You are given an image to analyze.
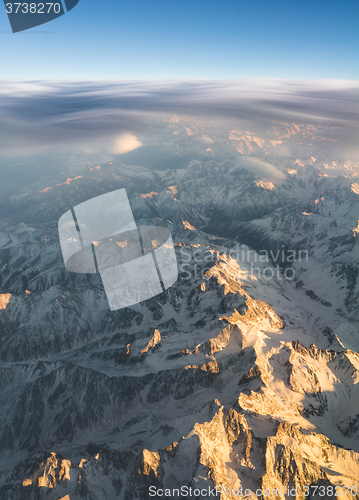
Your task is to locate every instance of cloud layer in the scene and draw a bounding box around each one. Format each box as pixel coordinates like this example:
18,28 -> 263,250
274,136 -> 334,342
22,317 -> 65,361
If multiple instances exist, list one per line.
0,79 -> 358,156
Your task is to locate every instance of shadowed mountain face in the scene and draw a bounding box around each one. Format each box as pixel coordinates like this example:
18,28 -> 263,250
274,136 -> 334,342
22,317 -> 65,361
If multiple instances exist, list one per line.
0,116 -> 359,499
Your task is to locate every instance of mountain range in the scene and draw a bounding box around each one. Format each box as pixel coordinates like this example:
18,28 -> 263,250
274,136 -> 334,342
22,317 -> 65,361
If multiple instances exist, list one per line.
0,117 -> 358,499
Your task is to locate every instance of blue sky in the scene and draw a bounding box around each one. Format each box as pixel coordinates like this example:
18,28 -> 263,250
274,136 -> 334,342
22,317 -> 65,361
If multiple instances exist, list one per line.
1,0 -> 358,79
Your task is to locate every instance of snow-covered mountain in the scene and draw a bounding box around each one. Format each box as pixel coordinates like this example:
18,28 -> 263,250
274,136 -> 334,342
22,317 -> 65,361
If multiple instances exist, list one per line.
0,118 -> 359,499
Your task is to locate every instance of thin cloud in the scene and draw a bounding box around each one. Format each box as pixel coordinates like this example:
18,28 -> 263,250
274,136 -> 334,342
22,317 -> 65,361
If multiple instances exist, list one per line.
238,156 -> 287,181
